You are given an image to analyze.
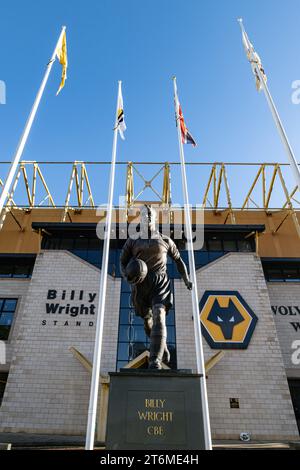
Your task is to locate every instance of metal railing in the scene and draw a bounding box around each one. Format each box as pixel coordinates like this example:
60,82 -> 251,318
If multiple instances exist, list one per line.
0,160 -> 299,236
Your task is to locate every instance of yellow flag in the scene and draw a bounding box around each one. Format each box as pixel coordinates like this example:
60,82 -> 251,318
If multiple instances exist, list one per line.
56,31 -> 67,95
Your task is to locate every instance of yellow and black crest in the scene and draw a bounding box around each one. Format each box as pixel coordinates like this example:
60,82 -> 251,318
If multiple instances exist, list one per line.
200,291 -> 258,349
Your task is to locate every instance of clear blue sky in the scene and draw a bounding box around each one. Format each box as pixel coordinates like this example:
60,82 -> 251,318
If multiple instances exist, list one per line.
1,0 -> 300,208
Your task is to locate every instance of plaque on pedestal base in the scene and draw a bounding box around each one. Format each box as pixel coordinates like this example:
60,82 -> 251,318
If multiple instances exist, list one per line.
106,370 -> 205,450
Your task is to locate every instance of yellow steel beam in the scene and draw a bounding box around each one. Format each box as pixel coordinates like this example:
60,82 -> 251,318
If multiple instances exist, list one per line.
222,164 -> 236,224
272,211 -> 291,235
202,165 -> 216,207
32,163 -> 37,207
74,164 -> 81,207
126,162 -> 134,207
241,165 -> 264,210
162,163 -> 171,205
265,165 -> 279,211
283,186 -> 298,209
214,165 -> 224,209
277,167 -> 300,238
62,163 -> 76,222
262,165 -> 266,208
21,164 -> 33,207
82,165 -> 95,207
0,167 -> 22,230
36,165 -> 55,207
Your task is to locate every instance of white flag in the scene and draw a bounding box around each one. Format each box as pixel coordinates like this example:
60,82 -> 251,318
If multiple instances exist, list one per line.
117,85 -> 126,140
239,19 -> 267,92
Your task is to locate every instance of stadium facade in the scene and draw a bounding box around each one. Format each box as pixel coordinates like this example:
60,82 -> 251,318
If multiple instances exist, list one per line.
0,160 -> 299,441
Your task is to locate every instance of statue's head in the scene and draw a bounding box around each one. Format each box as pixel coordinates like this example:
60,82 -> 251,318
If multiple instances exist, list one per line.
140,205 -> 157,232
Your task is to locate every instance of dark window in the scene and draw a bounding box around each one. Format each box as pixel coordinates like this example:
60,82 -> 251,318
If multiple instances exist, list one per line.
60,238 -> 74,250
237,240 -> 253,252
266,268 -> 283,281
223,240 -> 237,252
208,239 -> 222,251
0,298 -> 18,340
0,257 -> 35,279
41,229 -> 256,273
194,251 -> 209,268
288,379 -> 300,434
284,269 -> 300,282
208,252 -> 224,263
0,372 -> 8,406
263,260 -> 300,283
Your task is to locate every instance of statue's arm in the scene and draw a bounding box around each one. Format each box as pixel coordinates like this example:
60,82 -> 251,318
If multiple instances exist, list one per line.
168,239 -> 193,290
120,238 -> 133,280
174,257 -> 193,290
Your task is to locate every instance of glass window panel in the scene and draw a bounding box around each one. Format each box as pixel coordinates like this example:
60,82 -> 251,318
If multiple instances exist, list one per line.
73,250 -> 88,261
208,239 -> 222,251
167,264 -> 174,278
74,238 -> 89,249
120,293 -> 131,308
3,299 -> 17,312
201,241 -> 208,251
60,238 -> 74,250
194,251 -> 209,267
88,239 -> 101,250
180,252 -> 188,264
50,238 -> 61,250
237,240 -> 253,252
0,264 -> 13,277
283,269 -> 298,279
109,251 -> 116,264
117,343 -> 129,361
117,361 -> 128,371
0,326 -> 10,341
118,325 -> 136,342
0,312 -> 13,326
87,250 -> 102,265
119,308 -> 131,325
0,299 -> 3,310
113,264 -> 121,278
170,266 -> 180,279
266,269 -> 283,280
223,240 -> 237,252
108,264 -> 117,277
121,281 -> 132,294
13,266 -> 29,278
168,344 -> 177,369
167,327 -> 176,343
131,314 -> 144,326
208,252 -> 224,262
132,326 -> 147,342
131,342 -> 148,359
166,310 -> 175,326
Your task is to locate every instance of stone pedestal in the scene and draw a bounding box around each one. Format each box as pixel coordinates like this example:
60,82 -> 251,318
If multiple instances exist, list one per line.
106,370 -> 205,450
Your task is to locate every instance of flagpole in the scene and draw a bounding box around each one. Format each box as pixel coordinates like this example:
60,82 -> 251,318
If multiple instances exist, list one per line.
85,81 -> 121,451
238,18 -> 300,191
172,77 -> 212,450
0,26 -> 66,217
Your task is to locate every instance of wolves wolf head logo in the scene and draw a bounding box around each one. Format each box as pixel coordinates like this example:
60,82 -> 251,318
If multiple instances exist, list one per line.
207,299 -> 245,340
